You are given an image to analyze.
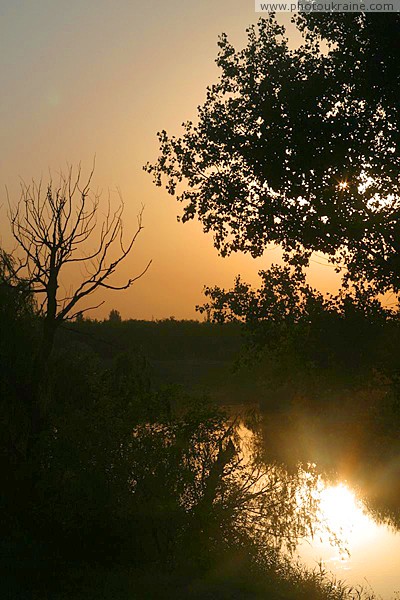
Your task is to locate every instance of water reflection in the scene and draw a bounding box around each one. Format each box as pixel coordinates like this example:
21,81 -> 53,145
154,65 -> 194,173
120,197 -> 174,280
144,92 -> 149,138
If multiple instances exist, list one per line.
318,483 -> 375,547
237,421 -> 400,599
298,481 -> 400,600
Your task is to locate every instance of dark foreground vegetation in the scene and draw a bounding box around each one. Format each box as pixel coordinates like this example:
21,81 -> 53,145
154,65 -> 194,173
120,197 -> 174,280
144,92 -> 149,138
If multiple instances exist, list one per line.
2,255 -> 399,599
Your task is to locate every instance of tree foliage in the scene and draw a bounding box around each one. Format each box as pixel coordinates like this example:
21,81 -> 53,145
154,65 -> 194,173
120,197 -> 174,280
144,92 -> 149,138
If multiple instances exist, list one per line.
0,251 -> 39,462
108,308 -> 122,323
197,264 -> 400,413
146,14 -> 399,291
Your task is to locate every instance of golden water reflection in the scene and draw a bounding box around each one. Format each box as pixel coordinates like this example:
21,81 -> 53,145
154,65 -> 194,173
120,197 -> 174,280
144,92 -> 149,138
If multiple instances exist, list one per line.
318,484 -> 375,547
236,421 -> 400,598
298,481 -> 400,599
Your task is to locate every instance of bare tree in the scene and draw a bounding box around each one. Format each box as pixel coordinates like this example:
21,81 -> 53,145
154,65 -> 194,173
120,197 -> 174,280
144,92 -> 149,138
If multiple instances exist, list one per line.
6,164 -> 151,438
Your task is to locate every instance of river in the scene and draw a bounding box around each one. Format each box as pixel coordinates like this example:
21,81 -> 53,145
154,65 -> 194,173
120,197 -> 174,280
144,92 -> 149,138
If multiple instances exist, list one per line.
237,420 -> 400,599
298,481 -> 400,599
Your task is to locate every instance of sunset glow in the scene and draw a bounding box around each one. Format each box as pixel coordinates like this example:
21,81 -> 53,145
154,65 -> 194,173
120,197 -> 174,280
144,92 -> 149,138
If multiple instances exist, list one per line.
0,4 -> 338,321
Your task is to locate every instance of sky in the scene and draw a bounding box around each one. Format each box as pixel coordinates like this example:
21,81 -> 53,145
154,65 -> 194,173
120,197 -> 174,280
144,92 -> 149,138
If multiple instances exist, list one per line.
0,0 -> 340,320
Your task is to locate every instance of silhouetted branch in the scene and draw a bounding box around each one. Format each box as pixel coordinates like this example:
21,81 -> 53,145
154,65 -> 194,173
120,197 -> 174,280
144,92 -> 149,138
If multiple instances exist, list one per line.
7,166 -> 149,326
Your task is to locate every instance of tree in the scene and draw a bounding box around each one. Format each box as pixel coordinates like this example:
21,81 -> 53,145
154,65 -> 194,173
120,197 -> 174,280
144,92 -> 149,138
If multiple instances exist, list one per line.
197,263 -> 394,388
5,165 -> 150,439
0,251 -> 38,461
108,308 -> 122,323
146,14 -> 399,292
0,249 -> 36,322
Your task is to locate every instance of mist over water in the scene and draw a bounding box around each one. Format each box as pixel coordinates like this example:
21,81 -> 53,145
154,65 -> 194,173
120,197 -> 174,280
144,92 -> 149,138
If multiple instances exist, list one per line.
299,482 -> 400,599
237,419 -> 400,600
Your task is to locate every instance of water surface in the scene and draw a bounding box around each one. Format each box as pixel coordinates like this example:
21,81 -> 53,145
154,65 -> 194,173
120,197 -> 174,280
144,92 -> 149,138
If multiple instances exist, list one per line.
298,481 -> 400,599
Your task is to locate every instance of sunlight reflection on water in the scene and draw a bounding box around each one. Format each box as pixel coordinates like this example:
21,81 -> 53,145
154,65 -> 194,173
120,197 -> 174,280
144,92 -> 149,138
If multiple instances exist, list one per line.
236,421 -> 400,599
298,481 -> 400,600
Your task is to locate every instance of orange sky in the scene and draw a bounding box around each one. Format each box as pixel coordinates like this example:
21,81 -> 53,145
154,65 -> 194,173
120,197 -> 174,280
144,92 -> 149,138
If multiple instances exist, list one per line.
0,1 -> 340,320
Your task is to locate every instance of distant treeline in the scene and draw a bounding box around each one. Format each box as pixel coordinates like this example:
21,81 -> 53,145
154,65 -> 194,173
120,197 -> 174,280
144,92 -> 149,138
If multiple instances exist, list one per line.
57,317 -> 243,362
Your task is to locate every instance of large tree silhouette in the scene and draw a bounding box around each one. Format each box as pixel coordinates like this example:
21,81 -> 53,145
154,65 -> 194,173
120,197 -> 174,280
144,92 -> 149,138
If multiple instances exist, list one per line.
5,165 -> 150,440
8,166 -> 150,353
146,14 -> 399,292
